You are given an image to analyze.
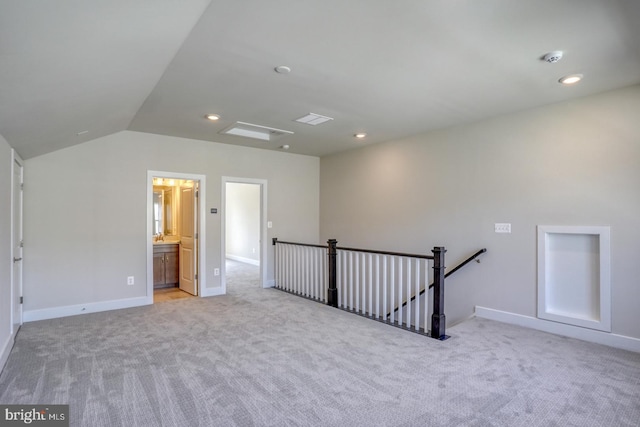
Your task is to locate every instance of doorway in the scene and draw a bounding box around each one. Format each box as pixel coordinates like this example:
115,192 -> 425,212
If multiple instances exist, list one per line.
221,177 -> 267,294
147,171 -> 206,303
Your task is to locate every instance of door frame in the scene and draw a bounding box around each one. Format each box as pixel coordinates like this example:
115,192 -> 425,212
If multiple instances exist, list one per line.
221,177 -> 268,294
146,171 -> 207,302
10,149 -> 24,333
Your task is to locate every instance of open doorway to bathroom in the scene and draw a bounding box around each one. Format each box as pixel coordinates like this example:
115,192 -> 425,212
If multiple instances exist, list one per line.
222,177 -> 267,294
147,171 -> 206,303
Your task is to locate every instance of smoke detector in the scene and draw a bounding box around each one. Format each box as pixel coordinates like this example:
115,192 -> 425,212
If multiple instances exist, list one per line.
543,51 -> 563,63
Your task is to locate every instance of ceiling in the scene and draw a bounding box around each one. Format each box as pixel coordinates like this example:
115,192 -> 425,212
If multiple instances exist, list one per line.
1,0 -> 639,160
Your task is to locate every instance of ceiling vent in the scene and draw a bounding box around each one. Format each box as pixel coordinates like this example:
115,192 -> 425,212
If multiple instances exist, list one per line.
220,121 -> 294,142
295,113 -> 334,126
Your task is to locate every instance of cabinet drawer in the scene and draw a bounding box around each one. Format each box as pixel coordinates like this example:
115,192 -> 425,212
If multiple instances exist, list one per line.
153,244 -> 179,254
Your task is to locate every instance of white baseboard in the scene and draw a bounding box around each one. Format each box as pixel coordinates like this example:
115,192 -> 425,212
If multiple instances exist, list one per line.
24,296 -> 151,323
475,306 -> 640,353
201,287 -> 225,297
226,254 -> 260,266
0,332 -> 15,374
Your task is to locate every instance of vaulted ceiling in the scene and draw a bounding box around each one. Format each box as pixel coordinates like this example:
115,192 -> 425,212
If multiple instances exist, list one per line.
2,0 -> 639,159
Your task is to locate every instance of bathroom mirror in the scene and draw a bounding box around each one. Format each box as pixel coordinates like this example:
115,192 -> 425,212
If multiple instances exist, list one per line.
152,186 -> 175,235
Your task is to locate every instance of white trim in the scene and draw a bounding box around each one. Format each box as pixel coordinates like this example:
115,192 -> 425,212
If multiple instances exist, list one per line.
221,177 -> 268,294
147,171 -> 207,300
226,254 -> 260,266
200,287 -> 225,297
265,279 -> 275,288
0,334 -> 14,374
24,297 -> 150,322
537,225 -> 611,332
10,150 -> 23,335
475,306 -> 640,353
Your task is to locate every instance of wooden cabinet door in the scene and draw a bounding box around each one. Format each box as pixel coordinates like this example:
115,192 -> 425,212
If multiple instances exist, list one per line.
153,252 -> 166,287
165,251 -> 179,285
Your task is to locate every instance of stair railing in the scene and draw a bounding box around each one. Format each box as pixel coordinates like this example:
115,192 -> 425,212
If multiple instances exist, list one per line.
389,248 -> 487,317
273,238 -> 457,340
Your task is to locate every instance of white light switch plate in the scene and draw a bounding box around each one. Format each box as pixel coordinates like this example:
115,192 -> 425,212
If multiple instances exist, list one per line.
495,223 -> 511,233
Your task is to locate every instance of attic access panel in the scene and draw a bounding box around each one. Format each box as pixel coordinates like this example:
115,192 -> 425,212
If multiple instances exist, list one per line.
220,121 -> 293,142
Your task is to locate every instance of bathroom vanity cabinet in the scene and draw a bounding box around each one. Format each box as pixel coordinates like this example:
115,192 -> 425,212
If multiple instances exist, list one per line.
153,243 -> 179,288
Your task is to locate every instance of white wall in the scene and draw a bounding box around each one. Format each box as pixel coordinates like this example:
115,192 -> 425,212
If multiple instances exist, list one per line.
23,131 -> 319,313
320,85 -> 640,339
225,183 -> 260,263
0,134 -> 14,370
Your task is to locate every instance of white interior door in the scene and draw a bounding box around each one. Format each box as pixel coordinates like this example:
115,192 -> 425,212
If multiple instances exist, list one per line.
11,152 -> 23,332
179,183 -> 198,295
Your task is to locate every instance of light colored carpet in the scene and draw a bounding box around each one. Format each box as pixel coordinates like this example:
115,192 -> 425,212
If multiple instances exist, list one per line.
1,262 -> 639,426
225,258 -> 261,293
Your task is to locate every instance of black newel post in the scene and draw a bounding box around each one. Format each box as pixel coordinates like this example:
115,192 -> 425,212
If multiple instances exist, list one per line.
327,239 -> 338,307
430,246 -> 448,340
272,238 -> 278,287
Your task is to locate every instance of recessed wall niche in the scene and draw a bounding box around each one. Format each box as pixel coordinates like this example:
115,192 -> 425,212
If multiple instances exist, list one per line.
537,225 -> 611,332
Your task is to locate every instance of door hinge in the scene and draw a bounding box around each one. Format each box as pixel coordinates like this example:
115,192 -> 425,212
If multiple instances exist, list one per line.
195,190 -> 199,198
20,240 -> 24,248
195,232 -> 198,239
195,274 -> 198,280
20,296 -> 23,304
20,183 -> 24,191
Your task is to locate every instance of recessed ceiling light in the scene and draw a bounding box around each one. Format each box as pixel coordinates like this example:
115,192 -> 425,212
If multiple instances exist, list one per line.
559,74 -> 583,85
354,133 -> 367,139
280,144 -> 290,150
205,114 -> 220,121
275,65 -> 291,74
76,130 -> 89,136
